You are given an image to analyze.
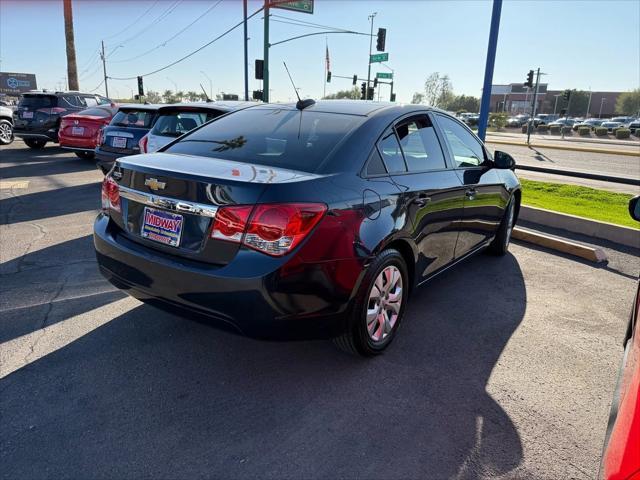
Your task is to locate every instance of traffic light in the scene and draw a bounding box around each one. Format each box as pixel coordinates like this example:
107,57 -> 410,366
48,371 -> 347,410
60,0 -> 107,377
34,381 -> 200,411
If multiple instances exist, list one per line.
352,74 -> 357,86
563,89 -> 571,101
390,93 -> 396,102
376,28 -> 386,52
327,71 -> 332,83
255,59 -> 264,80
367,87 -> 374,100
360,82 -> 366,100
137,76 -> 144,96
252,90 -> 263,101
373,78 -> 378,87
524,70 -> 534,88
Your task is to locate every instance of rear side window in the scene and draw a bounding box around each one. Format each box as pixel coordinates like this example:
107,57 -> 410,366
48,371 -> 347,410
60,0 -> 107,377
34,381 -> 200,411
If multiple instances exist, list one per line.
151,111 -> 212,138
78,107 -> 112,117
395,116 -> 446,171
84,96 -> 98,107
377,132 -> 405,174
61,95 -> 84,108
18,95 -> 56,109
111,110 -> 155,128
365,149 -> 387,176
165,107 -> 364,173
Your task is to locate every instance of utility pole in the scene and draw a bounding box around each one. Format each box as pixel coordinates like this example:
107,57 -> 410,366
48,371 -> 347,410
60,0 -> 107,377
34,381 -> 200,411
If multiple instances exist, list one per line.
366,12 -> 377,101
63,0 -> 79,91
243,0 -> 249,101
599,98 -> 606,118
586,87 -> 592,118
263,0 -> 270,103
526,67 -> 541,145
101,40 -> 109,98
553,94 -> 561,115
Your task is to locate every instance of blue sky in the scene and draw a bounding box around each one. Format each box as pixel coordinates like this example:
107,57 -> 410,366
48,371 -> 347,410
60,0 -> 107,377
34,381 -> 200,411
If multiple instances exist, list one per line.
1,0 -> 638,102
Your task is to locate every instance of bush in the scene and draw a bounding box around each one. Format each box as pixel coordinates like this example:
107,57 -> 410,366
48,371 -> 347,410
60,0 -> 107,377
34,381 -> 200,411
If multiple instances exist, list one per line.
561,126 -> 572,135
537,124 -> 549,132
549,125 -> 561,134
615,128 -> 631,139
578,126 -> 591,136
635,129 -> 640,137
594,127 -> 608,136
489,112 -> 508,130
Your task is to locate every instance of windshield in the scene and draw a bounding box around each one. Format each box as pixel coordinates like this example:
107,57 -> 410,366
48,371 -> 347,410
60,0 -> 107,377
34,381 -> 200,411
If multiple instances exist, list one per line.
110,109 -> 155,128
151,110 -> 218,138
19,95 -> 56,109
164,107 -> 365,173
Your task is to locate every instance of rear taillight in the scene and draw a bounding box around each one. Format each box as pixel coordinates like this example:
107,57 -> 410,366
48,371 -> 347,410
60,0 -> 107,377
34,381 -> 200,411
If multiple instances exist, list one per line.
96,127 -> 104,146
101,176 -> 121,213
138,135 -> 148,153
211,203 -> 326,256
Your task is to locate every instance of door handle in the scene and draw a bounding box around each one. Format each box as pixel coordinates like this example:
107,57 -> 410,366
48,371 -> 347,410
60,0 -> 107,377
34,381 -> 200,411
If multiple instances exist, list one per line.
413,194 -> 431,207
465,188 -> 477,199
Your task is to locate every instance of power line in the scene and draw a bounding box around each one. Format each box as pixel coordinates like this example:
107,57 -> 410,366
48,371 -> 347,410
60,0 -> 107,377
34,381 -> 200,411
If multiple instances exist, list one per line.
109,6 -> 263,81
102,0 -> 160,41
88,79 -> 105,93
109,0 -> 223,64
270,14 -> 355,33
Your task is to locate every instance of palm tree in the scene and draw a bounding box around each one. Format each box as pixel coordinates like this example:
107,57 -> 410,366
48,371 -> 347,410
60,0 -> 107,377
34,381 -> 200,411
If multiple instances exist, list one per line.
186,91 -> 199,102
175,91 -> 185,102
162,90 -> 174,103
63,0 -> 79,90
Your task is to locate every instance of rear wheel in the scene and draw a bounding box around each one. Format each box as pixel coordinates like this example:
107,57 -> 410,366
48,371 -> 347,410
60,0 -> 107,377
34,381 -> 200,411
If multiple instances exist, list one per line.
489,197 -> 516,256
24,138 -> 46,149
75,151 -> 95,159
0,119 -> 13,145
334,249 -> 409,356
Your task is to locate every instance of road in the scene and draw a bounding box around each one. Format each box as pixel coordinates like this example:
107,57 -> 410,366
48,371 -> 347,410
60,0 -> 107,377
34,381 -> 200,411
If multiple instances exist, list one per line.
1,141 -> 639,479
485,141 -> 640,194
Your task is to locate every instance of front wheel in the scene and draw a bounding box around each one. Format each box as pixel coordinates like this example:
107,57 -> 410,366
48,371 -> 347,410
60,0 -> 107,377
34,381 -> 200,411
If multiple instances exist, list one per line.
0,119 -> 13,145
24,138 -> 46,149
334,249 -> 409,356
489,197 -> 516,256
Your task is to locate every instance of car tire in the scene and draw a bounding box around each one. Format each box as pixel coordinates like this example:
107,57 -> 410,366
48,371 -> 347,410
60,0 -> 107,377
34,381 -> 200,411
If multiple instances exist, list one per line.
75,151 -> 95,160
0,119 -> 13,145
489,197 -> 516,256
333,249 -> 409,356
24,138 -> 46,149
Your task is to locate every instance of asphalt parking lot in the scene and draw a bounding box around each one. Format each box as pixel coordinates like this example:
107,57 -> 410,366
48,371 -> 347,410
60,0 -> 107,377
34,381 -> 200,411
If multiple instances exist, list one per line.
1,141 -> 639,479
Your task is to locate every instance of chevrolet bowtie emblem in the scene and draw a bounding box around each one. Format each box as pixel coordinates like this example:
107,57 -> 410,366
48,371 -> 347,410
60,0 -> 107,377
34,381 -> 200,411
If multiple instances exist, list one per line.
145,178 -> 166,191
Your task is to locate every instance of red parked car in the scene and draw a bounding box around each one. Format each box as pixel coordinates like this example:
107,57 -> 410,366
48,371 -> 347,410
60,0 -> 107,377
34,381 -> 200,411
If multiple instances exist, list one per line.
600,196 -> 640,480
59,105 -> 118,159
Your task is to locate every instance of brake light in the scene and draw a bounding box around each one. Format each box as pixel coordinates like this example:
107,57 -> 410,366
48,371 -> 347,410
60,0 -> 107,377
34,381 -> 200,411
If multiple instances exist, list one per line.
101,176 -> 121,213
210,203 -> 327,256
139,135 -> 148,153
96,127 -> 104,146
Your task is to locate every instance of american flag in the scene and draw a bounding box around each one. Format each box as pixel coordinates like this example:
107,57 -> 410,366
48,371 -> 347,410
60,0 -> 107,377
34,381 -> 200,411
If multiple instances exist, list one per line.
325,45 -> 330,71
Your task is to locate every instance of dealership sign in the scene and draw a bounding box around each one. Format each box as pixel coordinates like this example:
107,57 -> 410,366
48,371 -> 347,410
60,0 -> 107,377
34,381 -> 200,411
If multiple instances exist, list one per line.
0,72 -> 37,95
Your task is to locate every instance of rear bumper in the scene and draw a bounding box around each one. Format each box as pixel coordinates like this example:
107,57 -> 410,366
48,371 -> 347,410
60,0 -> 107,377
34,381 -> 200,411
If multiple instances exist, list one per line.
59,135 -> 97,151
14,127 -> 58,142
95,148 -> 125,173
93,214 -> 355,339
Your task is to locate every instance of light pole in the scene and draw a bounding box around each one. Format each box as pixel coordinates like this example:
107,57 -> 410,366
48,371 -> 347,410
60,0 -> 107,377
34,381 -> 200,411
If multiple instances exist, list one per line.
200,71 -> 213,99
599,98 -> 606,118
366,12 -> 377,101
380,62 -> 395,102
553,94 -> 561,115
166,77 -> 178,94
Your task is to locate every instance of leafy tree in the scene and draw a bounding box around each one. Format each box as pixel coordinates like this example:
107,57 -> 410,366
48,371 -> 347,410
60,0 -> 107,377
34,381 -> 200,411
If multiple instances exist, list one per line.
323,87 -> 361,100
489,112 -> 508,130
553,90 -> 589,116
411,92 -> 424,104
186,91 -> 199,102
615,89 -> 640,115
145,90 -> 162,103
175,91 -> 185,102
442,94 -> 480,113
162,90 -> 175,103
423,72 -> 453,108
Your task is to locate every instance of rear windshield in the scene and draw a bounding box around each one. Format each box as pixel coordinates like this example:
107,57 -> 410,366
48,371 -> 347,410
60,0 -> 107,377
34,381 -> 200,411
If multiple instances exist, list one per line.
110,109 -> 155,128
19,95 -> 57,109
78,107 -> 112,117
164,107 -> 364,173
151,110 -> 219,138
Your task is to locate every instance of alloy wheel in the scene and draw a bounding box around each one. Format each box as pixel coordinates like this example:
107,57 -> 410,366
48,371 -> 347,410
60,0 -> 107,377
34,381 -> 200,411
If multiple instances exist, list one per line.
366,265 -> 403,343
0,123 -> 11,143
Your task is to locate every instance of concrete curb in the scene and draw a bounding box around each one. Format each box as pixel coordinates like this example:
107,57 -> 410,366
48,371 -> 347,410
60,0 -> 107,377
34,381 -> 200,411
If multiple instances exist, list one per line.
486,138 -> 640,157
513,227 -> 607,263
519,206 -> 639,249
515,164 -> 640,186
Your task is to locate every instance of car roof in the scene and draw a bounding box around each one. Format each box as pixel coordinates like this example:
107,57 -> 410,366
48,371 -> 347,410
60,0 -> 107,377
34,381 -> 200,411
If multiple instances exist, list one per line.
159,101 -> 256,112
118,103 -> 163,111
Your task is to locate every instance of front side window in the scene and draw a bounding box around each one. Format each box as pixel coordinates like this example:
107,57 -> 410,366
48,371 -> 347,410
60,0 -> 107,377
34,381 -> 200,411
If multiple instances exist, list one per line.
395,116 -> 446,172
436,115 -> 486,168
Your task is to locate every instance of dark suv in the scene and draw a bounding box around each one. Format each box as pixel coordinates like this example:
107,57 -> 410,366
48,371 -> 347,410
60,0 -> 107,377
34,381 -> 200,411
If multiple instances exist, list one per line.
13,91 -> 111,149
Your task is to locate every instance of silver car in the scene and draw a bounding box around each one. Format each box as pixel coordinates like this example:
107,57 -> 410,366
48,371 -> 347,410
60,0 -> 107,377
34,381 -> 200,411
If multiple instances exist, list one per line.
0,105 -> 14,145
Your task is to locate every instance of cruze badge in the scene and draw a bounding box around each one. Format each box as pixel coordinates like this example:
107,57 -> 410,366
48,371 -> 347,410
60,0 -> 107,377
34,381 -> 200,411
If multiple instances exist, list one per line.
145,178 -> 166,191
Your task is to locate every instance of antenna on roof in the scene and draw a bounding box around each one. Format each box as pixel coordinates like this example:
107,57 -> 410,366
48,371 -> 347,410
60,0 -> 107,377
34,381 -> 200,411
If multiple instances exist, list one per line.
199,83 -> 213,103
283,61 -> 315,110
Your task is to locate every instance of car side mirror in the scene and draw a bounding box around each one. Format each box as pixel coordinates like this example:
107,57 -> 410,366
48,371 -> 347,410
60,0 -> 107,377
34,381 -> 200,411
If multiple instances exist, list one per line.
494,150 -> 516,170
629,195 -> 640,222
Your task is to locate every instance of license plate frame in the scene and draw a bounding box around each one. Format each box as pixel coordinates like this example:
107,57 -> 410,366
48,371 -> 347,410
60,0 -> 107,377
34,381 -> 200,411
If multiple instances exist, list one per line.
112,136 -> 127,148
141,207 -> 183,248
72,126 -> 85,136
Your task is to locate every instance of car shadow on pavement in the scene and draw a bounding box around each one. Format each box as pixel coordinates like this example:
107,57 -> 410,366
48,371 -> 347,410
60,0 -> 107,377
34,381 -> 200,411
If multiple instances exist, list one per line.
0,252 -> 526,479
0,182 -> 101,225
